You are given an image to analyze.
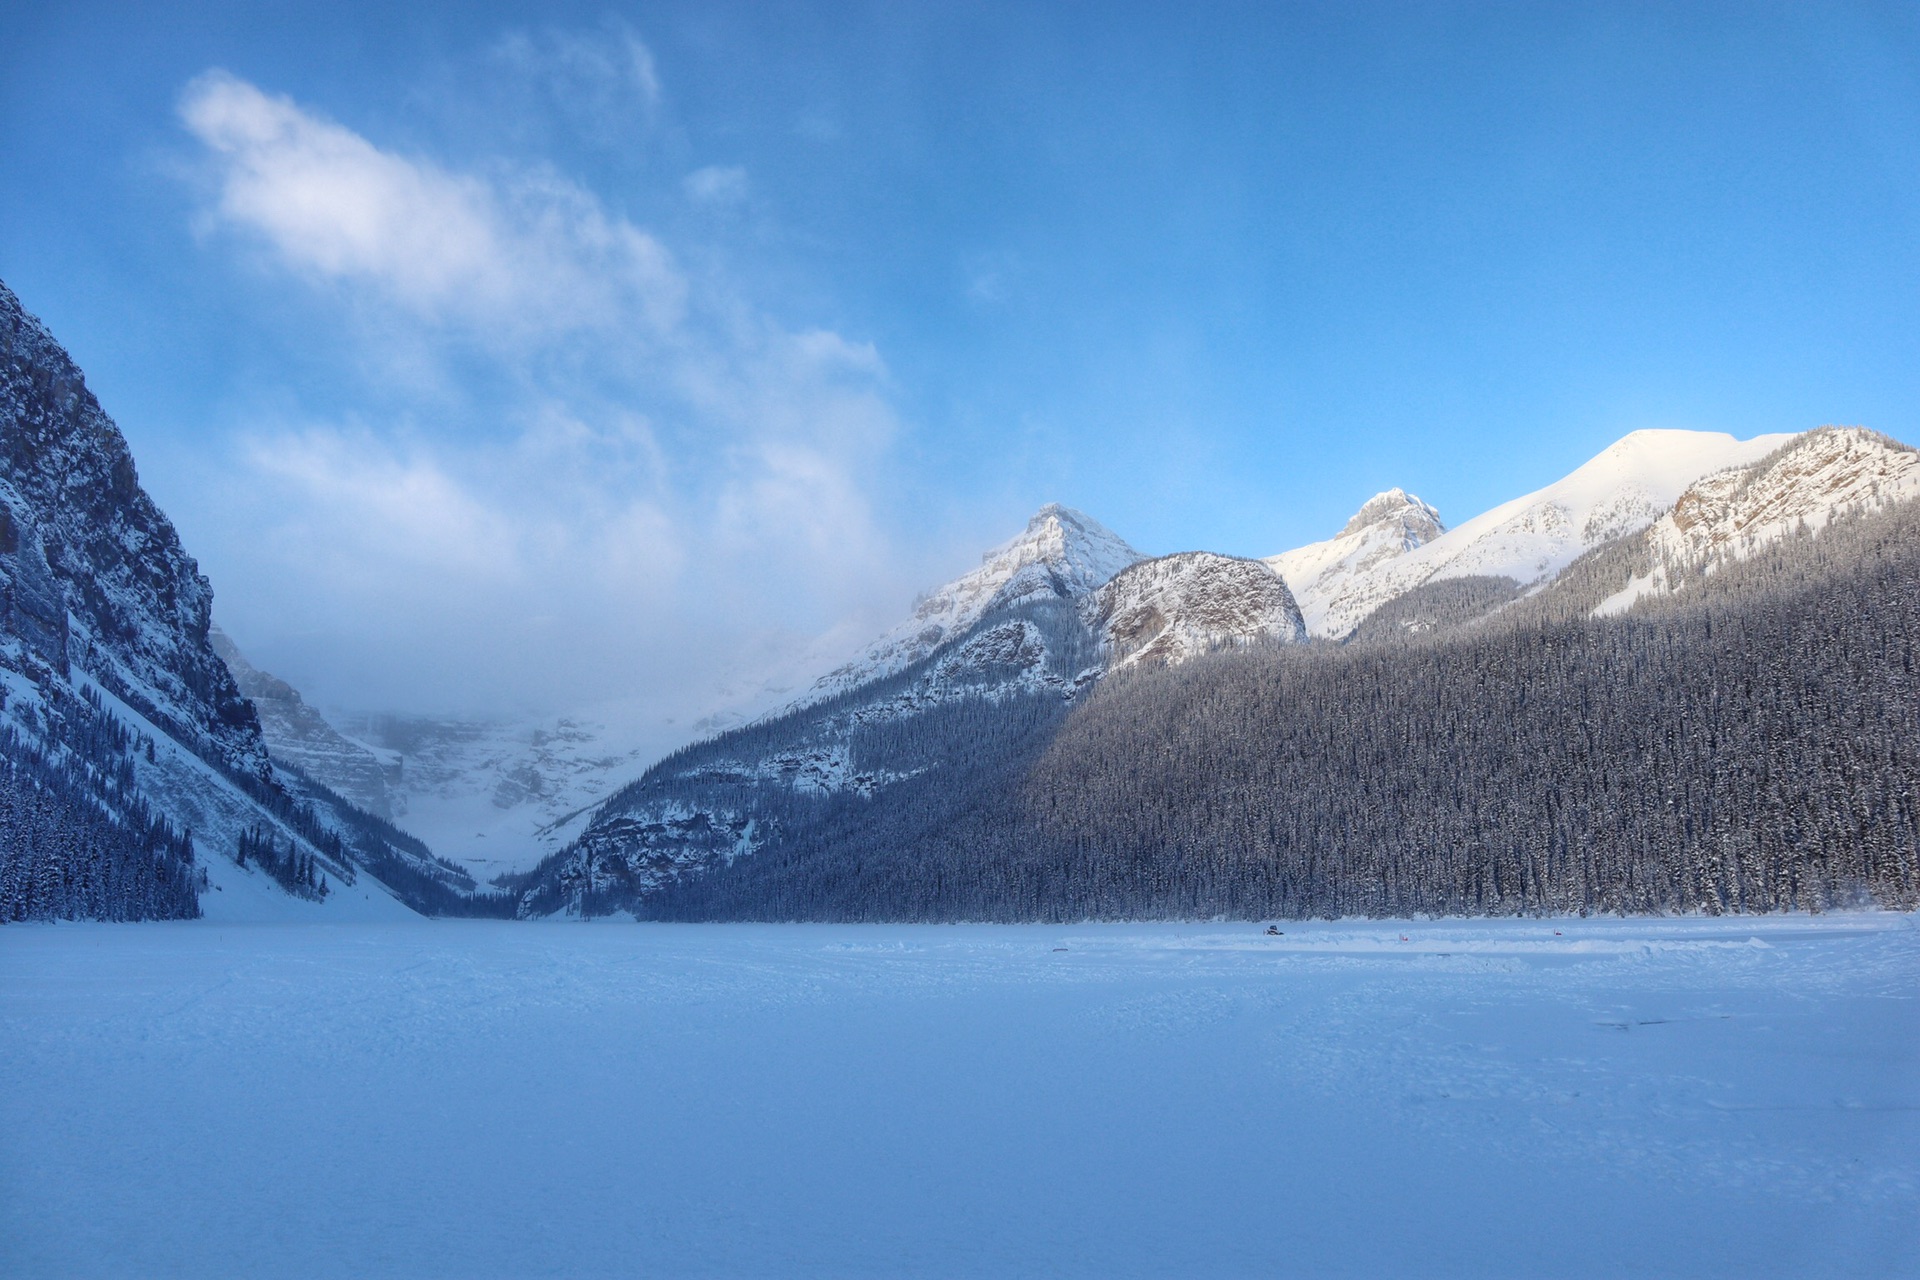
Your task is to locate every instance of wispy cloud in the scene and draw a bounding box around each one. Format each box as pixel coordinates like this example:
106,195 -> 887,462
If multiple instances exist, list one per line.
489,21 -> 662,117
181,70 -> 685,336
683,164 -> 750,207
176,49 -> 906,718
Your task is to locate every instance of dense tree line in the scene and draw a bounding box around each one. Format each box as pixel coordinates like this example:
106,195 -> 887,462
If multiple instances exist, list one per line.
607,498 -> 1920,921
235,825 -> 328,900
0,725 -> 200,921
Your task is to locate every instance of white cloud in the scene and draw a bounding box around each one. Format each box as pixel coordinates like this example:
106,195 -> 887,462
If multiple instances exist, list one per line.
683,165 -> 750,206
181,70 -> 686,337
241,428 -> 520,582
179,67 -> 910,719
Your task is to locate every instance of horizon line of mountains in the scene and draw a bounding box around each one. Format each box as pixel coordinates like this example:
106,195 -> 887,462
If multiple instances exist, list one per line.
3,276 -> 1916,922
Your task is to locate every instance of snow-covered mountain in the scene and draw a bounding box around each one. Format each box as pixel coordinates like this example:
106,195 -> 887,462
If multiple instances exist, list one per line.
1088,552 -> 1305,669
211,625 -> 401,820
1266,489 -> 1445,636
1270,429 -> 1795,638
800,504 -> 1142,706
1595,427 -> 1920,616
312,710 -> 663,879
210,632 -> 636,881
513,503 -> 1142,913
0,278 -> 460,921
516,507 -> 1326,914
213,614 -> 846,882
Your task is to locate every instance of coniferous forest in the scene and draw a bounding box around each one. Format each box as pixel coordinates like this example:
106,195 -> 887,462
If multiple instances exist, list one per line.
0,721 -> 201,922
608,499 -> 1920,922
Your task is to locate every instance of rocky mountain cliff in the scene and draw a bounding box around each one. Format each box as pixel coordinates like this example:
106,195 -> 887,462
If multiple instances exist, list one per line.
1592,427 -> 1920,617
0,279 -> 480,920
211,625 -> 401,820
0,282 -> 264,782
1089,552 -> 1305,669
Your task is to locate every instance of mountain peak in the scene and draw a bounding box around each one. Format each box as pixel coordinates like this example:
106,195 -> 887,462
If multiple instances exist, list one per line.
797,503 -> 1143,707
1340,489 -> 1444,542
998,503 -> 1134,576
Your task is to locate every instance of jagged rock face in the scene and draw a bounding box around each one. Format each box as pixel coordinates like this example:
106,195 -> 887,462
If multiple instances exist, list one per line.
1089,552 -> 1305,669
1596,427 -> 1920,616
0,500 -> 69,671
1340,488 -> 1445,543
1267,488 -> 1444,636
1660,427 -> 1919,558
800,503 -> 1141,706
0,280 -> 266,778
1268,429 -> 1795,639
211,626 -> 401,819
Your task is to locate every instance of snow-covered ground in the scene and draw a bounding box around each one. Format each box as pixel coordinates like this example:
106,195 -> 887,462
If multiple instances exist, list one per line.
2,914 -> 1913,1278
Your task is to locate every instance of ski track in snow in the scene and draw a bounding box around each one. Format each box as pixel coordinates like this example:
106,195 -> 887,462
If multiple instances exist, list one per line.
2,914 -> 1914,1278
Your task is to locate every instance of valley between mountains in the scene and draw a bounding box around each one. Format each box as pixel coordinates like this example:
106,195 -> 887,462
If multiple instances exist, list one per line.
3,275 -> 1917,923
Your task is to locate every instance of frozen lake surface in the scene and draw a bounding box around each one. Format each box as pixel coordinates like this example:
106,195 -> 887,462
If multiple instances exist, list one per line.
3,914 -> 1915,1277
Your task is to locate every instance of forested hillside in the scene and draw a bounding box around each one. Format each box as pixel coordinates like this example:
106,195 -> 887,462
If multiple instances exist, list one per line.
618,496 -> 1920,921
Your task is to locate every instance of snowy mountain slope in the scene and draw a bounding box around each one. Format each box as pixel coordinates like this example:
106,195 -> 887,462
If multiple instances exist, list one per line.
1268,429 -> 1796,638
0,280 -> 265,781
1265,489 -> 1444,636
799,504 -> 1142,706
515,504 -> 1148,914
517,589 -> 1108,915
212,625 -> 401,820
320,710 -> 661,880
517,515 -> 1327,915
1088,552 -> 1305,669
1595,427 -> 1920,616
0,277 -> 475,920
73,674 -> 419,923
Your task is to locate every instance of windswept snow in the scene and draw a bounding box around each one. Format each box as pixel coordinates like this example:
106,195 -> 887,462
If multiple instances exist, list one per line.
3,915 -> 1913,1278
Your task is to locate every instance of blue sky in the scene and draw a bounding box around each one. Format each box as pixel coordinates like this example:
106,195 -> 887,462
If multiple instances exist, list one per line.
4,1 -> 1918,716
